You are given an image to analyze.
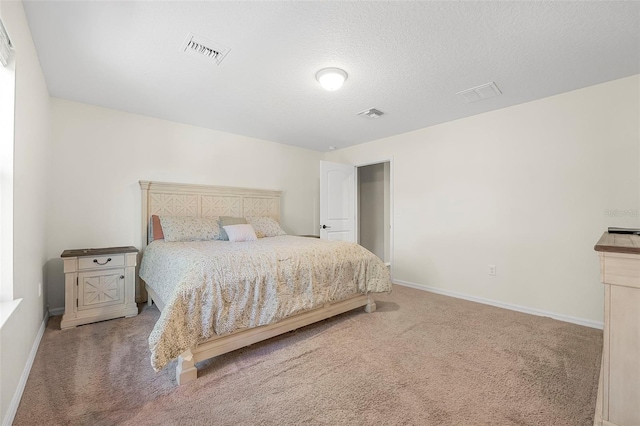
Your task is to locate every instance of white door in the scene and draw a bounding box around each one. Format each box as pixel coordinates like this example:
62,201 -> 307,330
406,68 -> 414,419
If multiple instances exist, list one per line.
320,160 -> 355,241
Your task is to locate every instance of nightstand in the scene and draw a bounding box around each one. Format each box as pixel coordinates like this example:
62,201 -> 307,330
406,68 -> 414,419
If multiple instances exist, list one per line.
60,246 -> 138,329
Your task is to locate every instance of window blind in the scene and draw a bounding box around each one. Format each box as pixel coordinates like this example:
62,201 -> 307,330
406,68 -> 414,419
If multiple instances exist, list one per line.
0,18 -> 13,67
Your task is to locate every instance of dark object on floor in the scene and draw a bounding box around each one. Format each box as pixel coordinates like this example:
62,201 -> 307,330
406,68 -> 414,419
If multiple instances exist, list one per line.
608,227 -> 640,235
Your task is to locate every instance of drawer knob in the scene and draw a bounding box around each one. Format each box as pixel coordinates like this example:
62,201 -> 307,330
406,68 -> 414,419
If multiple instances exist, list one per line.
120,275 -> 125,280
93,257 -> 112,265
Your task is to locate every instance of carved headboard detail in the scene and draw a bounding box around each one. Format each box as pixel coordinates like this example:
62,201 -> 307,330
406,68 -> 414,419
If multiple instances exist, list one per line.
139,180 -> 282,248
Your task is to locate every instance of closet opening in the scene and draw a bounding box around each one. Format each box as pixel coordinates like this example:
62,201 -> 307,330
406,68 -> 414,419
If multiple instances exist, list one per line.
356,161 -> 391,268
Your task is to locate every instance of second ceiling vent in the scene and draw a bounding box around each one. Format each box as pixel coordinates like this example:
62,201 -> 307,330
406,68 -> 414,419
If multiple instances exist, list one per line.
357,108 -> 385,119
180,32 -> 231,65
456,82 -> 502,103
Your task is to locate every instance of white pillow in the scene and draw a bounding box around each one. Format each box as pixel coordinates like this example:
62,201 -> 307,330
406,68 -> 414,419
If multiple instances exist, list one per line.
245,216 -> 286,238
223,224 -> 258,242
159,216 -> 220,242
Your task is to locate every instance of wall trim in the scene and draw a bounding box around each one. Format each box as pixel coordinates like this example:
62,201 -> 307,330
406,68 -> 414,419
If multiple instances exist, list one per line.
394,279 -> 604,330
2,312 -> 48,426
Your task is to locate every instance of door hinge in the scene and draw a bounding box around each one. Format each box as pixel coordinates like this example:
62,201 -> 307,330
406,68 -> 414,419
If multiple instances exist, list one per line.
76,298 -> 78,307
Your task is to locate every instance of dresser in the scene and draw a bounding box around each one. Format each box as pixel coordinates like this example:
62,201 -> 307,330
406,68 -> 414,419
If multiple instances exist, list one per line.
594,232 -> 640,426
60,246 -> 139,329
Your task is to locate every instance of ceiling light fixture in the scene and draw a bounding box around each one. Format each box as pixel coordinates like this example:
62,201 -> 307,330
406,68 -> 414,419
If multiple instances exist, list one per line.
316,68 -> 347,91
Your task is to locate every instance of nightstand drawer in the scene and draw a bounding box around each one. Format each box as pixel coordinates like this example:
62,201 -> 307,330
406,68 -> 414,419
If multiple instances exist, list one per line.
78,254 -> 125,270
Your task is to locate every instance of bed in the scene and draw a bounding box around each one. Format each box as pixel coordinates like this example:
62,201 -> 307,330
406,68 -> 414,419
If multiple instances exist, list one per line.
138,181 -> 392,384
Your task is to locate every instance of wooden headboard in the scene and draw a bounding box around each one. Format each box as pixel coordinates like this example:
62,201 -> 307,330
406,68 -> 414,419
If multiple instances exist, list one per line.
139,181 -> 282,249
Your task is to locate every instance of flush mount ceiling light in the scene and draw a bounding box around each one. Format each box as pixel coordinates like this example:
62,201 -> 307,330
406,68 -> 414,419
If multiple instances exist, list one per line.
316,68 -> 348,91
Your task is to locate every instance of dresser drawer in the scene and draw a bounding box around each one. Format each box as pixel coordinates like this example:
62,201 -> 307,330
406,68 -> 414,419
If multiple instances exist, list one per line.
602,253 -> 640,289
78,254 -> 125,270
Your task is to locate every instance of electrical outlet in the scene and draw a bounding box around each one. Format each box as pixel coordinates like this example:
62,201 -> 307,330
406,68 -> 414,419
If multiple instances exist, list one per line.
488,265 -> 496,276
38,282 -> 42,297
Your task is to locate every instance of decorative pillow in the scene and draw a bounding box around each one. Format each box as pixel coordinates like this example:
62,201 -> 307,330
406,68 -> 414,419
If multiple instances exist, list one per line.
159,216 -> 221,242
218,216 -> 247,241
223,224 -> 258,242
245,216 -> 286,238
151,215 -> 164,241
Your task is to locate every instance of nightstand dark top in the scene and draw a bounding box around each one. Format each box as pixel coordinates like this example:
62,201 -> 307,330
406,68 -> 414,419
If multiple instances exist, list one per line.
61,246 -> 139,258
594,232 -> 640,255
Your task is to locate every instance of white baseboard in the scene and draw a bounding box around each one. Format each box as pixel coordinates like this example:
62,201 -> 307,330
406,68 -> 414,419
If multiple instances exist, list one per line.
394,279 -> 604,330
48,307 -> 64,316
2,312 -> 48,426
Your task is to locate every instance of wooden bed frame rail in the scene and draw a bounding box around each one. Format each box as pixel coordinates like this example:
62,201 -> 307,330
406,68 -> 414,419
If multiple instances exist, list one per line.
147,285 -> 375,384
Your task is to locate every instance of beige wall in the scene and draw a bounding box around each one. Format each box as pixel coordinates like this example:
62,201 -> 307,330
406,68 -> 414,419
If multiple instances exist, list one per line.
327,75 -> 640,324
0,0 -> 51,423
46,99 -> 324,312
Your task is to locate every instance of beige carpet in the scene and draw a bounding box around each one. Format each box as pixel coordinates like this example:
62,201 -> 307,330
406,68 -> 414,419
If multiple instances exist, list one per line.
14,285 -> 602,425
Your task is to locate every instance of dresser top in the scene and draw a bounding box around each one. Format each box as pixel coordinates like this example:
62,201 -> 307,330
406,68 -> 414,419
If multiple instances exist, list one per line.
594,232 -> 640,255
61,246 -> 139,258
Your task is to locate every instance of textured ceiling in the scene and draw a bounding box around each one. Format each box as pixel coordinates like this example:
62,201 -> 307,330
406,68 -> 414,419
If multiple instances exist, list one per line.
23,1 -> 640,152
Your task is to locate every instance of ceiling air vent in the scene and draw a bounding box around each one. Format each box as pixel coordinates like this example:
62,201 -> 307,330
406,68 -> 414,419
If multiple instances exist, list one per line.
456,82 -> 502,103
180,32 -> 231,65
357,108 -> 385,119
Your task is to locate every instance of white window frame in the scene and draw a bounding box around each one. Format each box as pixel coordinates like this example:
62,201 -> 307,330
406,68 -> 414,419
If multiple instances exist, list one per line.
0,14 -> 17,323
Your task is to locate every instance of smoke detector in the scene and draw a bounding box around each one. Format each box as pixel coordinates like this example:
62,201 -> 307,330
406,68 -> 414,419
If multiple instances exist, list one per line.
456,82 -> 502,103
357,108 -> 385,119
180,32 -> 231,65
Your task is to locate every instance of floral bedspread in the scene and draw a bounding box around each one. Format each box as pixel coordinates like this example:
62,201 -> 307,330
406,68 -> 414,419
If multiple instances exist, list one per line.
139,235 -> 392,371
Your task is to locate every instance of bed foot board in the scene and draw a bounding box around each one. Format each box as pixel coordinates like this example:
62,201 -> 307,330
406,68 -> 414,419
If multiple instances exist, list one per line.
173,294 -> 374,385
364,296 -> 376,313
176,349 -> 197,385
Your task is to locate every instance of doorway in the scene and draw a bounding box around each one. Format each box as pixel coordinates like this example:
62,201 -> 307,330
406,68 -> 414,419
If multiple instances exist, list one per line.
357,162 -> 391,265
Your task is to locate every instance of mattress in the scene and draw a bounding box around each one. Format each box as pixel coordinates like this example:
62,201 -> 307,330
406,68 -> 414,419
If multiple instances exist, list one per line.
139,235 -> 392,371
